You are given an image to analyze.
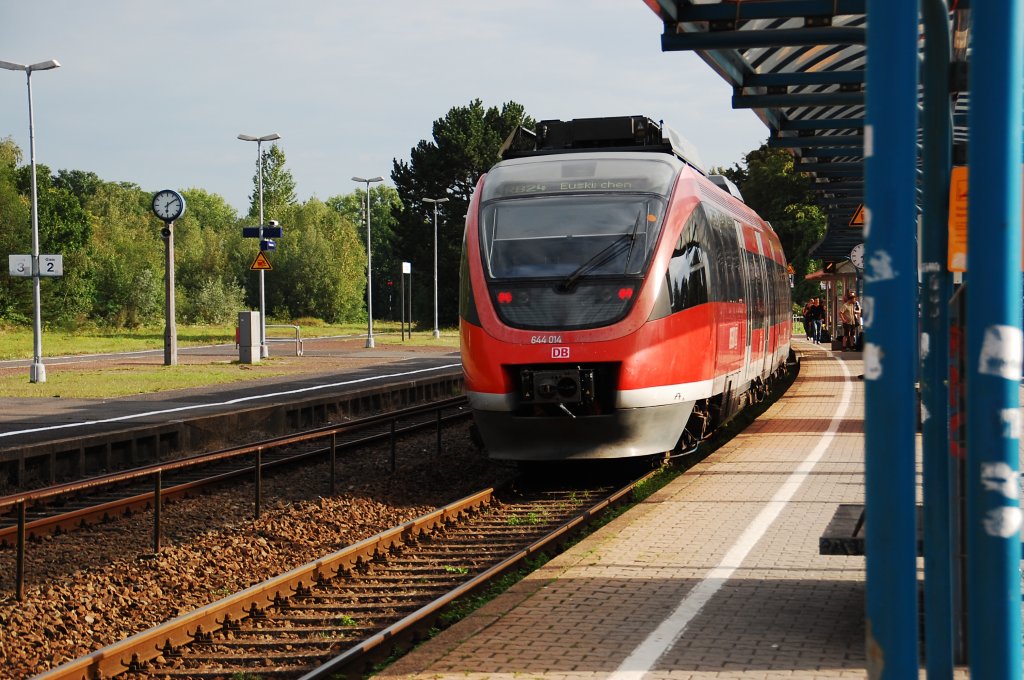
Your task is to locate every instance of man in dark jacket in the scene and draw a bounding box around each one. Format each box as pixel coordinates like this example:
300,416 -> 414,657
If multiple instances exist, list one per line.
807,298 -> 825,344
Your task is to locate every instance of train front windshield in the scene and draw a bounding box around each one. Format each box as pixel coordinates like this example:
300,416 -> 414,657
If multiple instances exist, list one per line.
479,156 -> 677,282
481,196 -> 665,280
477,156 -> 679,330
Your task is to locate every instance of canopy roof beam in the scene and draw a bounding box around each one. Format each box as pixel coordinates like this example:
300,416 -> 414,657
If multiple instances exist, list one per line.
663,27 -> 865,51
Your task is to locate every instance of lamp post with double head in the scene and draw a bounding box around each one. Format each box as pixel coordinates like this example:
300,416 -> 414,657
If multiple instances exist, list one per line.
238,132 -> 281,359
422,197 -> 449,339
352,176 -> 384,348
1,58 -> 61,383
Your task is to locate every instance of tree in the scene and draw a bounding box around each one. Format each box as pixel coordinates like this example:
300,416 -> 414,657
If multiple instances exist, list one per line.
263,199 -> 365,323
54,169 -> 103,205
719,144 -> 827,303
8,162 -> 95,325
174,189 -> 246,324
327,185 -> 402,319
0,138 -> 29,322
86,182 -> 163,327
391,99 -> 534,326
247,144 -> 297,220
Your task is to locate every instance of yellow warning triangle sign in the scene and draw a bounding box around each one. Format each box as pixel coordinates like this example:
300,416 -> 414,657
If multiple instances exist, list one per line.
848,204 -> 866,227
250,251 -> 273,270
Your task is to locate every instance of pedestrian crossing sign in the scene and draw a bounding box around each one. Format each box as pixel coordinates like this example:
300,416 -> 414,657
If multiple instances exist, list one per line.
250,251 -> 273,270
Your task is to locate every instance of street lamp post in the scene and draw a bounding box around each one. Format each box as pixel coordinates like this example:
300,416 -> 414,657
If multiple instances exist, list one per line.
1,58 -> 61,383
422,197 -> 449,340
238,133 -> 281,359
353,176 -> 384,348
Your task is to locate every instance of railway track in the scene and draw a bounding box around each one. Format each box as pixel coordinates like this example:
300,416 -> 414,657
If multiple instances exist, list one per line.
0,397 -> 470,601
36,471 -> 654,680
0,397 -> 470,546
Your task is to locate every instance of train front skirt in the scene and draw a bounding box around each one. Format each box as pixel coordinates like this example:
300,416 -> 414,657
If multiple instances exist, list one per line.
468,392 -> 695,460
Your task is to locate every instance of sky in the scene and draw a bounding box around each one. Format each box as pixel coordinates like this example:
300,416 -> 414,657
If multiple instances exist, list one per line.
0,1 -> 770,216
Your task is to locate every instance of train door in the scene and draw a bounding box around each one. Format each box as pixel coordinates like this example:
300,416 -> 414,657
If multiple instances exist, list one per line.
735,220 -> 753,386
754,232 -> 772,379
739,224 -> 768,384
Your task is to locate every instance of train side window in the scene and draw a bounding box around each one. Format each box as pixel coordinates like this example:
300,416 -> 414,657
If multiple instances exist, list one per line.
705,209 -> 741,303
668,241 -> 708,311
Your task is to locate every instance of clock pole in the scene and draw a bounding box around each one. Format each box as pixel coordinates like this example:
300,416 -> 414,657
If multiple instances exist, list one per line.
151,190 -> 185,366
164,221 -> 177,366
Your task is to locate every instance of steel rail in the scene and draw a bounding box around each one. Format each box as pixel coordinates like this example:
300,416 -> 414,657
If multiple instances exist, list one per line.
300,469 -> 656,680
32,488 -> 496,680
0,396 -> 469,542
0,395 -> 468,513
2,396 -> 470,601
34,469 -> 657,680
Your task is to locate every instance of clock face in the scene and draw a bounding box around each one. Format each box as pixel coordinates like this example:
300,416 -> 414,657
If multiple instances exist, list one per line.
850,243 -> 864,269
152,189 -> 185,222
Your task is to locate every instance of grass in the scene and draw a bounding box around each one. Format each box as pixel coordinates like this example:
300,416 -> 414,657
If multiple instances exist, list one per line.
0,362 -> 297,398
0,320 -> 460,360
0,325 -> 235,359
0,320 -> 461,398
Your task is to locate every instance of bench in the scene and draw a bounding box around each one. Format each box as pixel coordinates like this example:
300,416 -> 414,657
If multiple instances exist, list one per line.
819,504 -> 925,556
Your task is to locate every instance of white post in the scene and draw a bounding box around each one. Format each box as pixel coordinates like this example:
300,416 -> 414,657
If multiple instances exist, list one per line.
352,176 -> 384,348
423,196 -> 449,340
257,140 -> 268,359
25,69 -> 45,382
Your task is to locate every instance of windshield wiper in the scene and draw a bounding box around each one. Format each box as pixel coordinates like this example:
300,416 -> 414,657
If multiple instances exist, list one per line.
622,201 -> 647,273
558,207 -> 645,292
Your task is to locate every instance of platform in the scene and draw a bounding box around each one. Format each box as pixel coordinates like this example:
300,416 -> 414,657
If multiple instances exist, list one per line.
380,340 -> 969,679
0,341 -> 462,489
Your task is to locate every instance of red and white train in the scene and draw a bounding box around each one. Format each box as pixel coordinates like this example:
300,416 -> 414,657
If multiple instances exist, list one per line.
459,116 -> 791,460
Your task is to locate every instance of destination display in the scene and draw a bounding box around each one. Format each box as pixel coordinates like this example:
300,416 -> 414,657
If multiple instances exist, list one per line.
502,179 -> 639,196
481,157 -> 678,202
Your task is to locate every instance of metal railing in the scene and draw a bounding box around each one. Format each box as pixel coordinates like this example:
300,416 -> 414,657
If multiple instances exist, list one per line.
0,396 -> 469,601
266,324 -> 303,356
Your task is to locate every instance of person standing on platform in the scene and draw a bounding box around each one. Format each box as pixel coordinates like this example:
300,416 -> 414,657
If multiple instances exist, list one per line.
802,299 -> 814,340
840,292 -> 858,350
807,297 -> 824,344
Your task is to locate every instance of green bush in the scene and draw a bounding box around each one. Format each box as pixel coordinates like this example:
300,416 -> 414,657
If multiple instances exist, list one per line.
179,278 -> 246,325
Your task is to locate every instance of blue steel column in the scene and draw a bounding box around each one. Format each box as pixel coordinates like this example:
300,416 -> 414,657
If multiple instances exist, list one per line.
965,3 -> 1024,678
920,1 -> 955,677
863,2 -> 920,677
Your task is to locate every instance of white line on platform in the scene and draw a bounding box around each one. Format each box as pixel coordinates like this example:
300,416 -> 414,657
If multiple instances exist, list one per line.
610,354 -> 855,680
0,363 -> 462,440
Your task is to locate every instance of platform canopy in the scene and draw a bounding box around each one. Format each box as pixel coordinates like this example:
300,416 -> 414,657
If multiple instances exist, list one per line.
642,0 -> 970,265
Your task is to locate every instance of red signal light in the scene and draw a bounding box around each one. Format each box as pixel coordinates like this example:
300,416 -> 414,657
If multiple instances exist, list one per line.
497,291 -> 513,304
618,287 -> 634,300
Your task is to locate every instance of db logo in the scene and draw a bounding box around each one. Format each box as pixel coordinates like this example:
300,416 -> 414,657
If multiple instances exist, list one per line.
551,346 -> 570,359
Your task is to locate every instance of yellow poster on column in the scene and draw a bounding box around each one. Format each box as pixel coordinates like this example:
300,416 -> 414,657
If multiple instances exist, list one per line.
947,165 -> 1024,272
848,204 -> 866,227
947,166 -> 969,271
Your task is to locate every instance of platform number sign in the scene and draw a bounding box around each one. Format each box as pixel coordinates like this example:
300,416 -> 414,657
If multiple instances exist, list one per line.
8,254 -> 63,278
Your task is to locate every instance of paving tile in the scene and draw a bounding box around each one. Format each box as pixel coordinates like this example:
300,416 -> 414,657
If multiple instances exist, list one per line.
378,342 -> 970,679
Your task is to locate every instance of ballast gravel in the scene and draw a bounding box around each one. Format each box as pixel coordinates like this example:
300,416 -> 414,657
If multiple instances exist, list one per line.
0,426 -> 513,679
